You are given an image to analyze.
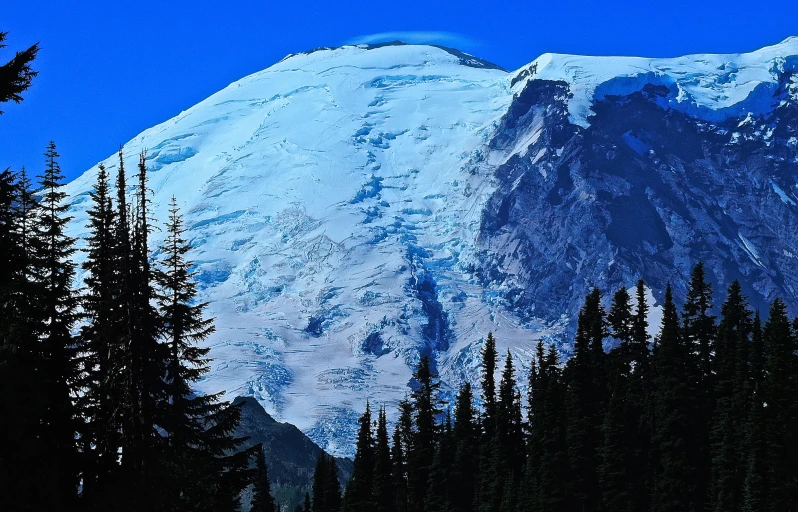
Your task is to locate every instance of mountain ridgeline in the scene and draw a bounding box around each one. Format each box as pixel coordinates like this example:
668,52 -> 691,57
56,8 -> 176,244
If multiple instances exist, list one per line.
57,38 -> 798,453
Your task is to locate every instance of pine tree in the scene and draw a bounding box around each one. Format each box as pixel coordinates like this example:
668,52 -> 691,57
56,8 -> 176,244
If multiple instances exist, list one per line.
392,397 -> 412,512
76,162 -> 120,503
425,410 -> 453,512
681,263 -> 715,512
481,332 -> 498,432
408,355 -> 441,512
35,141 -> 81,507
313,452 -> 329,512
374,406 -> 394,512
742,313 -> 766,512
761,298 -> 797,511
325,456 -> 343,512
564,287 -> 606,512
157,196 -> 252,510
451,382 -> 478,512
598,372 -> 635,512
0,31 -> 39,113
650,284 -> 700,512
537,345 -> 570,512
0,167 -> 51,510
252,446 -> 277,512
709,281 -> 750,512
304,493 -> 312,512
345,401 -> 376,512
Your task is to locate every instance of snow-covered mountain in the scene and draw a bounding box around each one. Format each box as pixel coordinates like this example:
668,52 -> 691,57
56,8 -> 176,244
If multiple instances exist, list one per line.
65,38 -> 798,455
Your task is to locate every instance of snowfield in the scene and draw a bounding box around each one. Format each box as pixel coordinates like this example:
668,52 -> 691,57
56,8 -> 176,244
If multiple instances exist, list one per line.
64,38 -> 798,454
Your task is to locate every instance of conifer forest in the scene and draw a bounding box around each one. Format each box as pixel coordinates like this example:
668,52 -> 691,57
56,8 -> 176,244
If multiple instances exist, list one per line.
2,27 -> 798,512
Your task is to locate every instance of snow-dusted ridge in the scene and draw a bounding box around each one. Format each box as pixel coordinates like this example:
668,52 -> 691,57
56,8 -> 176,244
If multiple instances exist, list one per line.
513,36 -> 798,127
64,38 -> 798,454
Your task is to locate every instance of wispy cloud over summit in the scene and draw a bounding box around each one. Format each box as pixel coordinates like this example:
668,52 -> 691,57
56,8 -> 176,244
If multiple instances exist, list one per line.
345,31 -> 477,49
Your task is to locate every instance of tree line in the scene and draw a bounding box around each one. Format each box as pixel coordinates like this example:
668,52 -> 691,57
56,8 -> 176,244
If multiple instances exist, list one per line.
0,144 -> 290,511
336,266 -> 798,512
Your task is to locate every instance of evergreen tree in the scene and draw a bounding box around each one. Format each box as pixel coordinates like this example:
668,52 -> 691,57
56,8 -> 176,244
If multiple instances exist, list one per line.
0,167 -> 50,510
325,456 -> 343,512
481,332 -> 498,432
392,398 -> 412,512
425,410 -> 453,512
156,196 -> 252,510
681,263 -> 715,512
537,345 -> 570,512
313,452 -> 329,512
0,31 -> 39,113
252,446 -> 277,512
408,356 -> 442,512
564,287 -> 606,512
709,281 -> 750,512
305,493 -> 312,512
451,382 -> 478,512
742,313 -> 766,512
650,284 -> 700,512
77,162 -> 120,503
35,141 -> 81,507
761,298 -> 797,511
374,406 -> 394,512
345,401 -> 375,512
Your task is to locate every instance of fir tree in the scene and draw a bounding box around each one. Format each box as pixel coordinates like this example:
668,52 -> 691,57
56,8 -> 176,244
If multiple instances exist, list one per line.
0,31 -> 39,113
325,456 -> 343,512
537,345 -> 570,512
451,382 -> 478,512
0,167 -> 50,510
761,298 -> 797,511
709,281 -> 750,512
374,406 -> 394,512
408,355 -> 442,512
35,141 -> 81,507
304,493 -> 312,512
650,284 -> 700,512
481,332 -> 498,432
345,401 -> 376,512
252,446 -> 277,512
76,162 -> 119,502
157,196 -> 253,510
313,452 -> 329,512
564,287 -> 606,512
392,398 -> 412,512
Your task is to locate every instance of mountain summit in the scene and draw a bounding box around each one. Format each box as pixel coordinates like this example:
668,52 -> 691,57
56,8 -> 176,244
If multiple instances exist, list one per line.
65,39 -> 798,454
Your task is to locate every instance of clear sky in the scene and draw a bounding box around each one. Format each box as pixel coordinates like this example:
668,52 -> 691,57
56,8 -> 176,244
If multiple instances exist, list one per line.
2,0 -> 796,181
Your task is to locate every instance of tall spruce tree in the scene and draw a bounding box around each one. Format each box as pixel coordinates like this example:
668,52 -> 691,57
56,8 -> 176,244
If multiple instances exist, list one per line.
252,446 -> 277,512
681,263 -> 715,512
35,141 -> 81,508
0,167 -> 51,510
650,284 -> 701,512
374,406 -> 394,512
451,382 -> 477,512
77,162 -> 123,503
564,287 -> 606,512
709,280 -> 751,512
537,345 -> 570,512
345,401 -> 375,512
392,397 -> 413,512
481,332 -> 498,432
761,298 -> 797,511
156,196 -> 252,510
408,356 -> 441,512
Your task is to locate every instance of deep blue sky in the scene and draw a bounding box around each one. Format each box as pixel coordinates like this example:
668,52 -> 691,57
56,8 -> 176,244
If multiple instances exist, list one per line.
2,0 -> 796,181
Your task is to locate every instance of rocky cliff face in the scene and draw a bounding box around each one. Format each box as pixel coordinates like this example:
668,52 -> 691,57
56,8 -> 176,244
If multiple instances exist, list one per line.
64,39 -> 798,454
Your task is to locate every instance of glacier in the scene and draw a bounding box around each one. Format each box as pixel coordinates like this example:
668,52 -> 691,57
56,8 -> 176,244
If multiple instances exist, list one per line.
64,38 -> 798,455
